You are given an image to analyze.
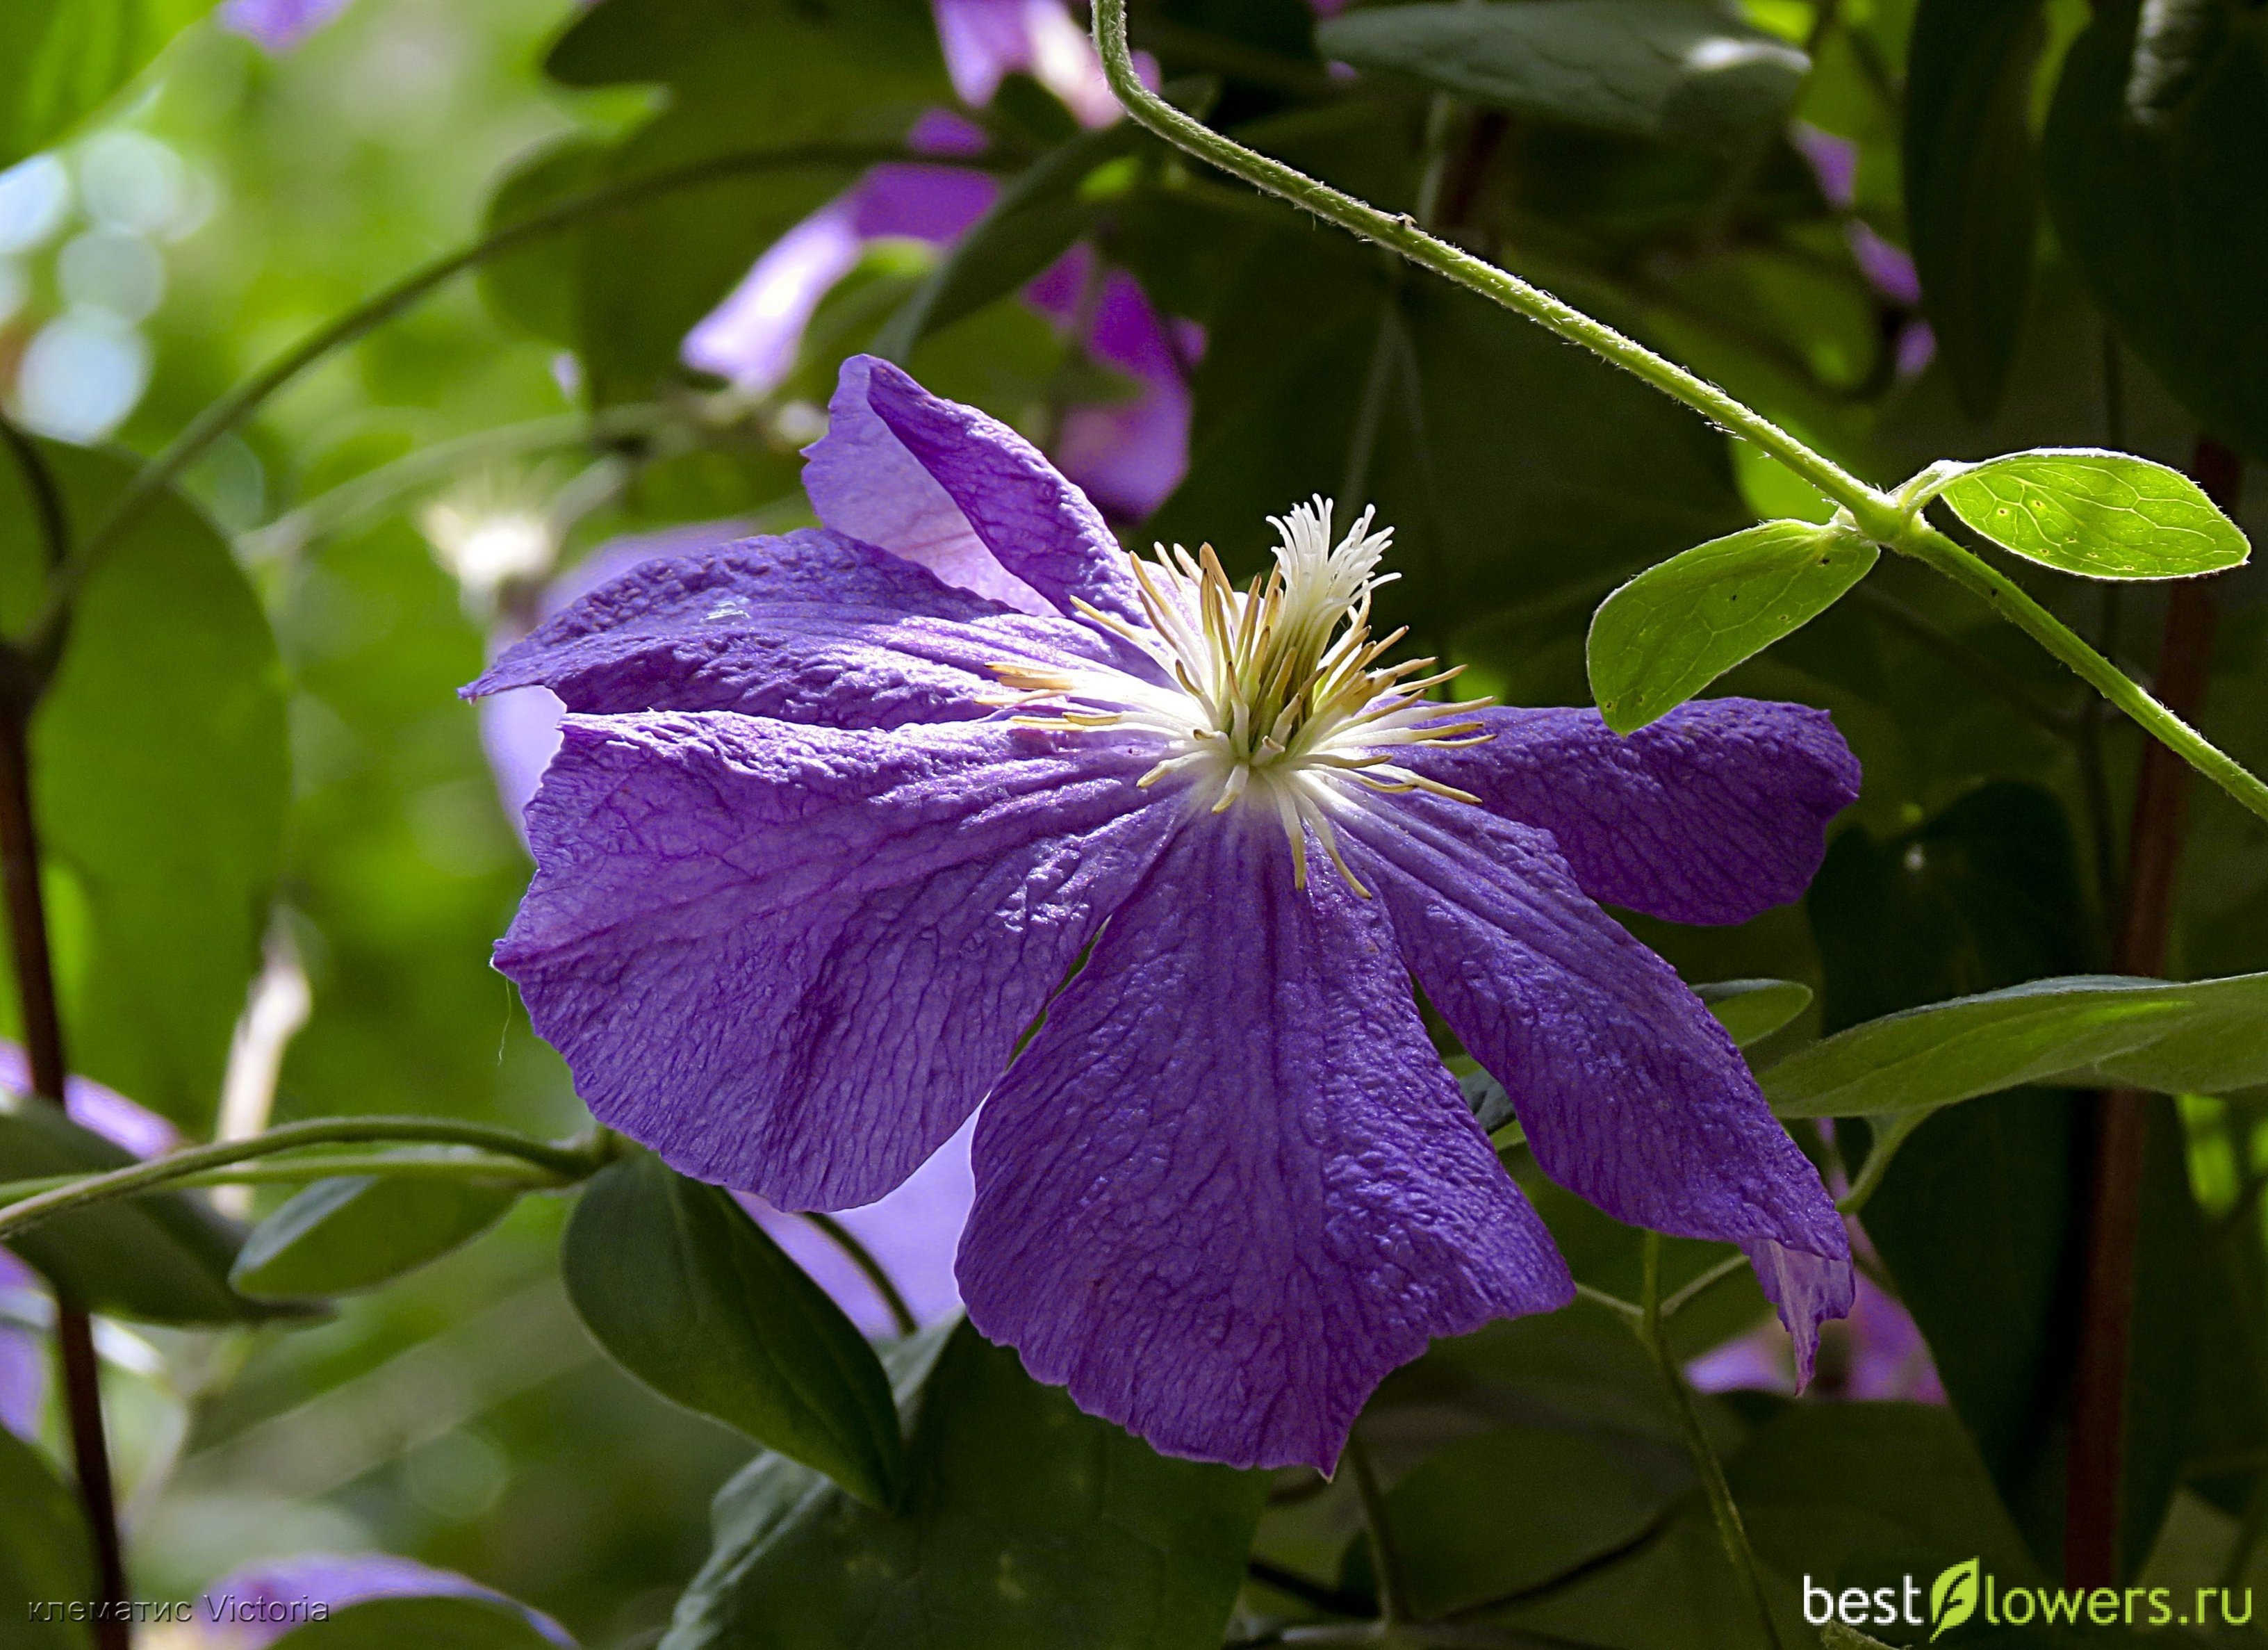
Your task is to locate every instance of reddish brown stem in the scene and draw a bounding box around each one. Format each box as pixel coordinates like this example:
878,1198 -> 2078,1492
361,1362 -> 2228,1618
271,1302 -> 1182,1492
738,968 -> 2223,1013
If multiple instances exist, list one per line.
2063,436 -> 2243,1586
0,697 -> 129,1648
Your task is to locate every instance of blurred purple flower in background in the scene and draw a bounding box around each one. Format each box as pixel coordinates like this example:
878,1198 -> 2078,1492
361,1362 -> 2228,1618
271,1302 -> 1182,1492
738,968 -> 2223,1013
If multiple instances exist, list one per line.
0,1049 -> 180,1441
1688,1267 -> 1944,1405
215,0 -> 356,53
470,355 -> 1861,1470
185,1553 -> 575,1649
1789,122 -> 1934,379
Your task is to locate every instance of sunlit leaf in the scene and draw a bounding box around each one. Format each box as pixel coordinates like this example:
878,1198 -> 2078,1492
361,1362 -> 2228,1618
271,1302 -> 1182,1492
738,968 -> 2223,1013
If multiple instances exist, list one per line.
1925,448 -> 2249,579
1693,978 -> 1813,1048
0,0 -> 207,170
562,1152 -> 903,1506
1586,518 -> 1876,735
1316,1 -> 1809,147
230,1175 -> 520,1300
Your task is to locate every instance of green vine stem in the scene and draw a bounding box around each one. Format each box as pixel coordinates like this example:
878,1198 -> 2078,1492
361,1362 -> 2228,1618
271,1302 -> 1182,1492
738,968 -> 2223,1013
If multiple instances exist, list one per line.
0,1117 -> 611,1242
1087,0 -> 2268,831
0,1150 -> 566,1209
1637,1233 -> 1788,1650
803,1211 -> 920,1338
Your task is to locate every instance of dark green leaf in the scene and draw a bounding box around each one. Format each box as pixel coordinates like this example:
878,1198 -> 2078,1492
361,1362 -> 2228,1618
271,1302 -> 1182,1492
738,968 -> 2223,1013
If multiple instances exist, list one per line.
0,1426 -> 91,1650
662,1320 -> 1265,1650
878,121 -> 1155,359
1315,2 -> 1809,147
2044,0 -> 2268,461
1375,1425 -> 1683,1617
1587,518 -> 1877,734
1927,448 -> 2251,579
1695,978 -> 1814,1048
266,1596 -> 570,1650
230,1175 -> 519,1300
0,441 -> 289,1127
1153,206 -> 1746,645
561,1152 -> 903,1505
1903,0 -> 2046,418
477,136 -> 607,348
0,1099 -> 290,1325
0,0 -> 206,170
1765,970 -> 2268,1118
547,0 -> 946,118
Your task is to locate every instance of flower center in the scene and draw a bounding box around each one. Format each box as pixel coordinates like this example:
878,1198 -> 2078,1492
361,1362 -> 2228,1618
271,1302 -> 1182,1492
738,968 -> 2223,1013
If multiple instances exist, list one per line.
992,497 -> 1492,892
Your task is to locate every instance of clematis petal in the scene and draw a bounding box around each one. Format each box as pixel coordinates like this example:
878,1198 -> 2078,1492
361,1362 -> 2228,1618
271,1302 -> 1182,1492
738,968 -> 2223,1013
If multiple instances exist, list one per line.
497,714 -> 1176,1208
198,1553 -> 574,1649
803,354 -> 1144,622
1404,699 -> 1859,926
468,528 -> 1143,727
958,812 -> 1572,1473
1343,794 -> 1853,1381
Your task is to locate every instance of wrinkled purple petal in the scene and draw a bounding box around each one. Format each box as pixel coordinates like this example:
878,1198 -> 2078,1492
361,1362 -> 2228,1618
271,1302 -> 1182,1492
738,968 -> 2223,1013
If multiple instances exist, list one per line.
470,528 -> 1137,735
0,1045 -> 176,1157
805,355 -> 1145,622
932,0 -> 1119,126
1342,793 -> 1853,1381
738,1116 -> 974,1337
197,1553 -> 573,1649
498,714 -> 1178,1207
217,0 -> 354,52
959,812 -> 1572,1473
1404,700 -> 1859,927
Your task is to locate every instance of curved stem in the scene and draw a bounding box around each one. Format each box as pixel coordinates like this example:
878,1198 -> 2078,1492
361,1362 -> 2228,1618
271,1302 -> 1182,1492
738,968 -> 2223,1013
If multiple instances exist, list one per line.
1089,0 -> 1885,527
0,1118 -> 607,1242
0,1151 -> 565,1208
1090,0 -> 2268,831
1659,1251 -> 1749,1321
803,1211 -> 919,1337
38,139 -> 998,641
1638,1233 -> 1786,1650
1893,522 -> 2268,826
1836,1111 -> 1929,1216
0,414 -> 71,572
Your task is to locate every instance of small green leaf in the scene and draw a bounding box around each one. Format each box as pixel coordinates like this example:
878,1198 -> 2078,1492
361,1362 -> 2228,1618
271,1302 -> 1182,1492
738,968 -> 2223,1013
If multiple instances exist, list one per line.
562,1152 -> 903,1506
664,1321 -> 1264,1650
1315,1 -> 1809,147
1693,979 -> 1813,1048
1764,970 -> 2268,1118
0,1426 -> 92,1650
0,0 -> 207,170
1928,448 -> 2250,578
1587,519 -> 1877,735
230,1176 -> 519,1301
0,1100 -> 292,1325
266,1596 -> 570,1650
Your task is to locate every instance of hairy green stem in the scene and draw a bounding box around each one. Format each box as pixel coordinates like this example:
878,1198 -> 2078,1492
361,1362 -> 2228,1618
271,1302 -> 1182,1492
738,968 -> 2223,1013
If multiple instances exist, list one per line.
0,1118 -> 607,1241
1638,1234 -> 1786,1650
38,139 -> 1004,643
1088,0 -> 2268,830
803,1211 -> 920,1337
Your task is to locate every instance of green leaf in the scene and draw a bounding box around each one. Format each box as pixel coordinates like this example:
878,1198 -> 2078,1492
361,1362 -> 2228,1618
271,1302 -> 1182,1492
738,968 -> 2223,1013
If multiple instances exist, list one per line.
2044,0 -> 2268,461
1902,0 -> 2046,418
1764,970 -> 2268,1118
230,1175 -> 519,1300
477,136 -> 607,348
1693,978 -> 1813,1049
561,1152 -> 903,1506
1586,519 -> 1877,735
0,1426 -> 91,1650
877,120 -> 1155,360
0,441 -> 290,1128
1925,448 -> 2250,580
663,1320 -> 1265,1650
1371,1425 -> 1686,1618
0,0 -> 208,170
266,1596 -> 571,1650
1315,1 -> 1809,147
0,1098 -> 291,1325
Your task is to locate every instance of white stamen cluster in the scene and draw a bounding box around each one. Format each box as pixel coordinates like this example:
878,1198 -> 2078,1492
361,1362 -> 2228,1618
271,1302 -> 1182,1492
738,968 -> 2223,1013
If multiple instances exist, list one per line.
992,498 -> 1491,894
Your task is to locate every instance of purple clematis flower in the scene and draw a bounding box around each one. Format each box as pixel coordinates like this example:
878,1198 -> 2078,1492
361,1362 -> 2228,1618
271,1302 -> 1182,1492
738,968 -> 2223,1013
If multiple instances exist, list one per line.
189,1553 -> 574,1649
0,1250 -> 40,1441
471,355 -> 1859,1471
216,0 -> 356,53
